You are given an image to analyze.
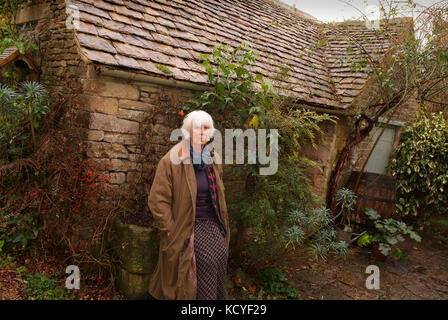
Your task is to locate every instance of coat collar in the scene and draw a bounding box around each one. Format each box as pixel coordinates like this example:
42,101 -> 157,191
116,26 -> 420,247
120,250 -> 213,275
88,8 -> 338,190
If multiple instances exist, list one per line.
172,139 -> 222,217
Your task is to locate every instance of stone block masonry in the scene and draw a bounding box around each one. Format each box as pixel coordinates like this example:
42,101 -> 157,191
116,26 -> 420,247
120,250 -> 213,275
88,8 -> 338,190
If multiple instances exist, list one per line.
36,0 -> 91,97
82,76 -> 192,212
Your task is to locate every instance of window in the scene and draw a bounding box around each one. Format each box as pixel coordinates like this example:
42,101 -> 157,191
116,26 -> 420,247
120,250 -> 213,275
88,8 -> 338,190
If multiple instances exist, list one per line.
365,124 -> 397,175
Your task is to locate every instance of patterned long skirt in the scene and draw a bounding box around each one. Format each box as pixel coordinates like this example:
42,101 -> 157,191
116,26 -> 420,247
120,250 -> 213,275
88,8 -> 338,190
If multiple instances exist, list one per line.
194,217 -> 228,300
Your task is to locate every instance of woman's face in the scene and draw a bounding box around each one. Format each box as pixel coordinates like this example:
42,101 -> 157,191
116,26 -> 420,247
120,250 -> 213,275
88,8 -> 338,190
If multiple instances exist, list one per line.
190,121 -> 212,146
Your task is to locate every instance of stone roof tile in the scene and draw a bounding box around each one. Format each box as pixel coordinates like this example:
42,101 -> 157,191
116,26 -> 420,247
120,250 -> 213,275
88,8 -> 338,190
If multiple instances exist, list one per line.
123,0 -> 146,13
137,59 -> 166,76
123,24 -> 152,39
78,11 -> 103,26
169,66 -> 191,81
109,12 -> 132,25
92,0 -> 116,12
121,33 -> 146,48
113,41 -> 149,60
77,32 -> 116,54
80,47 -> 118,66
101,18 -> 127,32
115,54 -> 141,69
78,21 -> 98,36
146,49 -> 172,65
97,27 -> 124,42
156,16 -> 177,29
140,20 -> 156,32
168,56 -> 190,70
70,0 -> 111,19
115,4 -> 144,19
103,0 -> 123,5
173,47 -> 194,60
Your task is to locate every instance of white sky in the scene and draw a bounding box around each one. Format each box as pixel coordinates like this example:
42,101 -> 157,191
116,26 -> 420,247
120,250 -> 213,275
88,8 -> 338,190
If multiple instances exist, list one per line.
279,0 -> 444,22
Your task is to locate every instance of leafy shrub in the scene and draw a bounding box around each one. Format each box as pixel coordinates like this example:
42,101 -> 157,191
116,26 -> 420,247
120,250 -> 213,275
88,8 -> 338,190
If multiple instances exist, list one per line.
390,111 -> 448,218
0,83 -> 120,292
0,209 -> 43,248
0,81 -> 49,249
23,272 -> 71,300
256,268 -> 300,300
360,208 -> 422,262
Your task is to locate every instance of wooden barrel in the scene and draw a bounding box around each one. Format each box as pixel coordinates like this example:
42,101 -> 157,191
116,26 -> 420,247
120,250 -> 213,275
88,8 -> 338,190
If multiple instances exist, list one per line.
345,171 -> 397,230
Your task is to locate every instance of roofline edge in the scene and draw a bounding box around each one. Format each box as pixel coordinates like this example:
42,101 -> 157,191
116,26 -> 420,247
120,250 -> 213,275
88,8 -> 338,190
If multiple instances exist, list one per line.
94,65 -> 349,116
95,65 -> 212,91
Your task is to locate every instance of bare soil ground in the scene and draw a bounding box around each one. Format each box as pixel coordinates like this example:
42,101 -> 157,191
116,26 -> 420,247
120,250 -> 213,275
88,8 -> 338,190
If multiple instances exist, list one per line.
0,267 -> 25,300
2,230 -> 447,300
229,229 -> 448,300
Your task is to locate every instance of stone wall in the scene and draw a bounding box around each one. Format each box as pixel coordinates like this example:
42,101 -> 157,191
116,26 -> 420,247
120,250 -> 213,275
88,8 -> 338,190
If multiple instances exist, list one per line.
28,0 -> 91,98
80,75 -> 182,209
300,114 -> 350,203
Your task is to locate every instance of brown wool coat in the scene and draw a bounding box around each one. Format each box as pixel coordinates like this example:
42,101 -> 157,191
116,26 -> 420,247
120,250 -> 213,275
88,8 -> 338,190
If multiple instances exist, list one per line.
147,138 -> 230,300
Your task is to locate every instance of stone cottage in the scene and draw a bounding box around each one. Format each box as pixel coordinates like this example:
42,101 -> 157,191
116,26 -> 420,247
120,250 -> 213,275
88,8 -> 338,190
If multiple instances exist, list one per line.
2,0 -> 420,297
4,0 -> 418,203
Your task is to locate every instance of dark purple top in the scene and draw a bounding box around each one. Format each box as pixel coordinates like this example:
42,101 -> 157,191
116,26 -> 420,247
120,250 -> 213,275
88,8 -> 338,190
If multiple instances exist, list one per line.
195,169 -> 215,220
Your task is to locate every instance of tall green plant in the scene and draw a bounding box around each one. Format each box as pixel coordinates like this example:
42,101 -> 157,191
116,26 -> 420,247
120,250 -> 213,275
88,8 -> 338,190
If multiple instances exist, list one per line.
0,81 -> 49,163
186,41 -> 277,128
183,42 -> 341,263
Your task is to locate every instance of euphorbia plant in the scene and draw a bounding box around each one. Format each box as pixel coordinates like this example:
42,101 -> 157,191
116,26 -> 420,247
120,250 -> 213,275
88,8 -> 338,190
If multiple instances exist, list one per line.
0,81 -> 49,162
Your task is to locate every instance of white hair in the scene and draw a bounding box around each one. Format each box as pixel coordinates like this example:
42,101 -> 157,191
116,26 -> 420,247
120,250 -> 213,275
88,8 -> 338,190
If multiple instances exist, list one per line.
181,110 -> 215,139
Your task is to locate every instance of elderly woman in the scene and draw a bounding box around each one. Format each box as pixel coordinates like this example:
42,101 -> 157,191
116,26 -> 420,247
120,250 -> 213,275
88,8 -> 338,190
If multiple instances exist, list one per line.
147,110 -> 230,300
